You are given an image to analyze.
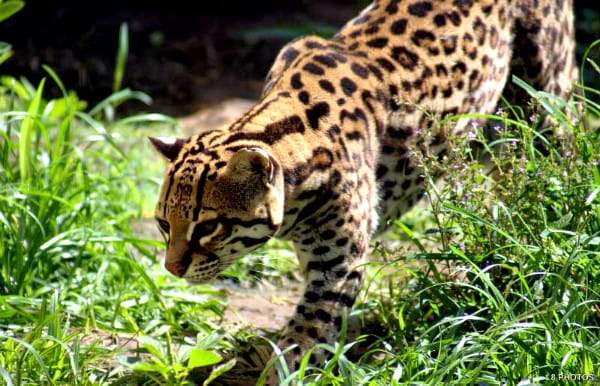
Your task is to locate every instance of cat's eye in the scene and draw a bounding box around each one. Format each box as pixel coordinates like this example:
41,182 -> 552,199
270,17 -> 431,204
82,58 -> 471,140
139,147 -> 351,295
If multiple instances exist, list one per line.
193,219 -> 219,238
157,218 -> 170,234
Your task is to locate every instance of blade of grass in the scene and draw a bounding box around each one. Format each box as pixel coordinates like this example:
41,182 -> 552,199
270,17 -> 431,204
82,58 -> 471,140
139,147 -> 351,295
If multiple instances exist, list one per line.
113,22 -> 129,93
18,78 -> 45,182
0,0 -> 24,23
393,220 -> 427,253
42,64 -> 77,163
579,39 -> 600,100
0,41 -> 12,65
115,113 -> 179,127
88,88 -> 152,118
443,203 -> 536,260
0,366 -> 13,386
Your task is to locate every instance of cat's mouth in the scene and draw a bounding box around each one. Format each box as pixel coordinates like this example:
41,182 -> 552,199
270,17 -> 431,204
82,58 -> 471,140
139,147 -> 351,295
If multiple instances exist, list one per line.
164,251 -> 221,282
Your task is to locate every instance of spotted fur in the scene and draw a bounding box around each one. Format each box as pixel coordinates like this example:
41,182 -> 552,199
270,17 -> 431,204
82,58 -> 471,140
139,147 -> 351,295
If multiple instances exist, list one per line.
150,0 -> 577,381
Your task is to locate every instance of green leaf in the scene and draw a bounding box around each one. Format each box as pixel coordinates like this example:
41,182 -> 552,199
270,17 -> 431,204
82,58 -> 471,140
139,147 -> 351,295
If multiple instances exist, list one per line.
19,78 -> 45,182
88,88 -> 151,118
131,360 -> 168,374
113,23 -> 129,93
203,358 -> 236,386
393,220 -> 427,253
0,366 -> 13,386
138,336 -> 167,360
1,76 -> 30,99
188,348 -> 222,369
0,41 -> 12,65
0,0 -> 24,24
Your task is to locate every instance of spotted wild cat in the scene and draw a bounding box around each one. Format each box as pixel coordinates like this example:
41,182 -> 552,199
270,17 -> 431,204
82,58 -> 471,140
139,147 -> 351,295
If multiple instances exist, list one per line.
150,0 -> 577,382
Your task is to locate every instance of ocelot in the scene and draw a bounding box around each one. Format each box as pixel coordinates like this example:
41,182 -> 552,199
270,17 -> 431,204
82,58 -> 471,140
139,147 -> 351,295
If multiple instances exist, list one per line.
150,0 -> 577,382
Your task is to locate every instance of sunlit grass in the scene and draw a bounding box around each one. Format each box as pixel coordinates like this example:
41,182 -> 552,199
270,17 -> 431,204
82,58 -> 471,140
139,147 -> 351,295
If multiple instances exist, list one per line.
0,68 -> 233,383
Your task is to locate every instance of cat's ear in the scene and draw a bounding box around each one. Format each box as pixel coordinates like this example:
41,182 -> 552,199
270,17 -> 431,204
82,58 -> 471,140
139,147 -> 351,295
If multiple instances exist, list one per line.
149,137 -> 187,162
229,147 -> 275,184
229,147 -> 283,226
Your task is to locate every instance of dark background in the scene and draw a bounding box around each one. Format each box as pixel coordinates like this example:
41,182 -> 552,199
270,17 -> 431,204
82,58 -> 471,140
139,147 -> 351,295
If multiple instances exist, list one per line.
1,0 -> 598,116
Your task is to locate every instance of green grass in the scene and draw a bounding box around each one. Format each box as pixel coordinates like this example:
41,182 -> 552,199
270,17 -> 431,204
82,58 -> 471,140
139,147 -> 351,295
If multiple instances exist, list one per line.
0,6 -> 599,384
0,68 -> 235,384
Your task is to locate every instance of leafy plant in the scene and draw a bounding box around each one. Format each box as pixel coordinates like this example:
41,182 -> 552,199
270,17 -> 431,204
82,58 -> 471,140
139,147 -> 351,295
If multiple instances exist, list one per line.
350,50 -> 600,384
0,0 -> 24,65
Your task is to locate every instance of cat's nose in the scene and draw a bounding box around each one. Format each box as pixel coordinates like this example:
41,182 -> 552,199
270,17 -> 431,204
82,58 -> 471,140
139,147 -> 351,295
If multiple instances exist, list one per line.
164,247 -> 192,277
164,261 -> 188,277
